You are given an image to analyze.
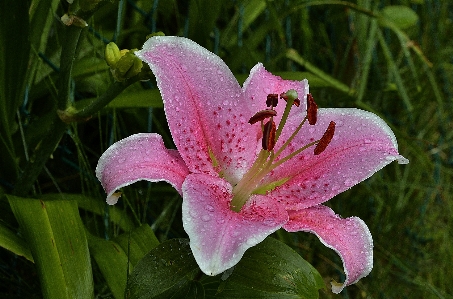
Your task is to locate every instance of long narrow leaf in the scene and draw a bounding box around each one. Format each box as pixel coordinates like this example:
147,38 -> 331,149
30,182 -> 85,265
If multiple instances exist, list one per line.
7,195 -> 94,299
0,222 -> 33,262
286,49 -> 353,94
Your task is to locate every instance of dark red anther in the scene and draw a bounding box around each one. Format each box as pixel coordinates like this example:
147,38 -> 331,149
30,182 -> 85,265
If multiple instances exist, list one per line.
262,120 -> 276,151
314,121 -> 336,155
307,93 -> 318,125
266,94 -> 279,107
280,92 -> 300,107
248,109 -> 277,124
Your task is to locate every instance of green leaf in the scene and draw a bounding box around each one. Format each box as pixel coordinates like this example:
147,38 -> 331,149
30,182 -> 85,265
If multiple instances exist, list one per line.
7,195 -> 94,299
42,193 -> 136,232
114,224 -> 160,266
29,0 -> 60,52
0,0 -> 30,182
107,89 -> 164,108
216,237 -> 324,299
87,234 -> 130,299
88,224 -> 160,299
0,221 -> 33,262
187,0 -> 222,45
286,49 -> 353,95
126,238 -> 201,299
126,237 -> 324,299
377,29 -> 413,111
381,5 -> 419,30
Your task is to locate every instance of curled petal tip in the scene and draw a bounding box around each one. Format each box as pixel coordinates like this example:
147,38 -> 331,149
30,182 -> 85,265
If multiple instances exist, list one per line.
396,155 -> 409,164
106,192 -> 121,205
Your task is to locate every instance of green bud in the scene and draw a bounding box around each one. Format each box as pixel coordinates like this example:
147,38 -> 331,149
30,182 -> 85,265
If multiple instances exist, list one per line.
112,51 -> 143,82
125,55 -> 143,78
105,42 -> 121,67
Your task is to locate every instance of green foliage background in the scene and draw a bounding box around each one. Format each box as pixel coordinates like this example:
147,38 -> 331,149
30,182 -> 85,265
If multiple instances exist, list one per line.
1,0 -> 452,298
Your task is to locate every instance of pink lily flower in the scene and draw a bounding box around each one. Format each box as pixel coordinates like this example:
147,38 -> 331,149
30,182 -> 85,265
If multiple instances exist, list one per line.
96,36 -> 408,293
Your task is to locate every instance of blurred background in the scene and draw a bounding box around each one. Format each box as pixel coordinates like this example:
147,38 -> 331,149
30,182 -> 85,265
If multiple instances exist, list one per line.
1,0 -> 452,298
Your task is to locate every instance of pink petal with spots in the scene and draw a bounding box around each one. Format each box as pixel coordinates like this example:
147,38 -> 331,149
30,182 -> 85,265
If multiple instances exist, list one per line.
96,133 -> 189,204
283,205 -> 373,294
242,63 -> 309,125
136,36 -> 260,184
182,173 -> 288,276
266,108 -> 408,210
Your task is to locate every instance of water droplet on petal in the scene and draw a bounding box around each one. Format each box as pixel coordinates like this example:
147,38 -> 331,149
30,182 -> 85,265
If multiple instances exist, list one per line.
201,214 -> 211,222
344,179 -> 358,187
263,219 -> 275,227
205,204 -> 215,212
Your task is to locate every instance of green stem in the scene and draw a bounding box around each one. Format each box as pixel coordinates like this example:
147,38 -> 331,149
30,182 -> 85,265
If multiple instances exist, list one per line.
64,80 -> 135,122
12,15 -> 132,195
58,25 -> 84,111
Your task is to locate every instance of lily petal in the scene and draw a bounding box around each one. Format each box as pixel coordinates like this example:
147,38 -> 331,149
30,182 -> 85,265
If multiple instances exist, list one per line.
283,205 -> 373,294
182,173 -> 288,276
267,108 -> 408,210
243,63 -> 309,125
96,133 -> 189,204
136,36 -> 259,184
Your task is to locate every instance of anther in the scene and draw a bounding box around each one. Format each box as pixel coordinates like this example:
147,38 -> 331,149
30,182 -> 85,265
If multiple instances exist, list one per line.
280,92 -> 300,107
248,109 -> 277,124
262,120 -> 276,151
307,93 -> 318,125
266,94 -> 279,107
314,121 -> 336,155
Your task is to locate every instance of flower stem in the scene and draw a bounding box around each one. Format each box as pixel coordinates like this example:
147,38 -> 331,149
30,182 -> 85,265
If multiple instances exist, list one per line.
58,26 -> 83,111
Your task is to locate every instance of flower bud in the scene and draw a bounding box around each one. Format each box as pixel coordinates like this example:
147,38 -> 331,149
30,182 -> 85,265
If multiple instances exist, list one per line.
111,51 -> 143,82
105,42 -> 122,67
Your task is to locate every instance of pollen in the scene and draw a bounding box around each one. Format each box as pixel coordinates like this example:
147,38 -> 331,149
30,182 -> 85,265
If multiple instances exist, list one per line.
262,120 -> 276,151
314,121 -> 336,155
266,94 -> 279,107
307,93 -> 318,125
248,109 -> 277,124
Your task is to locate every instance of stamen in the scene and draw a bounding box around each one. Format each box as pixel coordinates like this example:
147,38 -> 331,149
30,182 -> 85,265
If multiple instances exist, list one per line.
280,92 -> 300,107
262,120 -> 276,151
314,121 -> 336,155
307,93 -> 318,125
248,109 -> 277,124
266,94 -> 278,107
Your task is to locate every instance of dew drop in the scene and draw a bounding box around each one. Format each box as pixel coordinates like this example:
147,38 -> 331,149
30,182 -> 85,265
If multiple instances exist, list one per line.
205,204 -> 215,212
344,179 -> 358,187
118,157 -> 126,163
201,214 -> 211,222
263,219 -> 275,227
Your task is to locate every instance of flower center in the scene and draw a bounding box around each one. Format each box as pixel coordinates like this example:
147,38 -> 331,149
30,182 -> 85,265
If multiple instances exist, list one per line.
230,90 -> 336,212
